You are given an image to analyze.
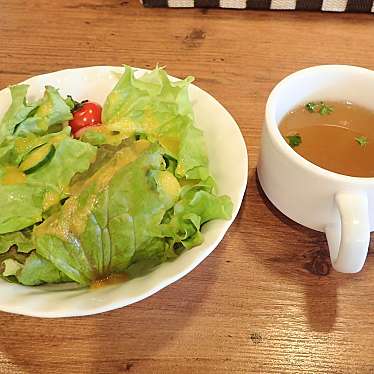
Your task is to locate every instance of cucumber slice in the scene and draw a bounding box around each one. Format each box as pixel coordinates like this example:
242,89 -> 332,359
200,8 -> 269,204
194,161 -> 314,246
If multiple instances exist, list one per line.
19,143 -> 55,174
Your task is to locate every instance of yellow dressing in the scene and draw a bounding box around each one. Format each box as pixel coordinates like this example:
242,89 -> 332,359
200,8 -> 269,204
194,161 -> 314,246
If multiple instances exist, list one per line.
48,133 -> 66,145
158,136 -> 180,156
142,109 -> 159,133
83,121 -> 135,145
157,171 -> 180,202
15,136 -> 45,155
179,178 -> 199,187
1,166 -> 26,185
34,140 -> 151,242
43,191 -> 61,211
91,273 -> 129,288
176,163 -> 185,176
133,138 -> 151,154
36,99 -> 52,117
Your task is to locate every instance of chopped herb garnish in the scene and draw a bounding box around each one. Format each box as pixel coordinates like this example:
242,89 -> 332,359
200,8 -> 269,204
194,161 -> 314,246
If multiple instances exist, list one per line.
305,101 -> 333,115
286,134 -> 302,148
319,102 -> 333,116
355,135 -> 368,147
305,102 -> 318,113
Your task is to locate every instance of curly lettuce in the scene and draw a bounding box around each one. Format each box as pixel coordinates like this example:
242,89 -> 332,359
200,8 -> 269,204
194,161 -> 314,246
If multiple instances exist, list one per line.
0,66 -> 233,286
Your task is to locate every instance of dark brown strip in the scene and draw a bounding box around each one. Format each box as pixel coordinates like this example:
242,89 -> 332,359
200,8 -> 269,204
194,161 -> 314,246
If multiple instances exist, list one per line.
296,0 -> 323,11
195,0 -> 219,6
142,0 -> 168,7
346,0 -> 373,12
246,0 -> 271,9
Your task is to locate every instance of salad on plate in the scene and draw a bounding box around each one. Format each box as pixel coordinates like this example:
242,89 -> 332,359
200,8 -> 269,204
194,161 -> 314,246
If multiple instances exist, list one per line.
0,66 -> 232,287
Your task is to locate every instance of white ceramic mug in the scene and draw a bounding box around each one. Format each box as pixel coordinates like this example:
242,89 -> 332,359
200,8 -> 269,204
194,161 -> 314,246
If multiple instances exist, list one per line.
258,65 -> 374,273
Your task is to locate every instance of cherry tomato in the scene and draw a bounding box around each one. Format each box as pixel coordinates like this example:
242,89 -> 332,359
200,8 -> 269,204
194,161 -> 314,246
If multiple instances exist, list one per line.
69,101 -> 102,136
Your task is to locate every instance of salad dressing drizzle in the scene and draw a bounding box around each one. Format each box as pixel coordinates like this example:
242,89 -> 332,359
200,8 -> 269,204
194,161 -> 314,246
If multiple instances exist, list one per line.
1,166 -> 26,185
34,140 -> 151,243
91,273 -> 129,288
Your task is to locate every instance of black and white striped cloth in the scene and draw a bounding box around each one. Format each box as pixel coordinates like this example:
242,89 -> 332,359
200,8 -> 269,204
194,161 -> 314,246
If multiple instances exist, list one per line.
141,0 -> 374,11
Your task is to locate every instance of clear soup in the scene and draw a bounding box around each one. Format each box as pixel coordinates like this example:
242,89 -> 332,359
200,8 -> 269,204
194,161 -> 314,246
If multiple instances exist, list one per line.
279,101 -> 374,178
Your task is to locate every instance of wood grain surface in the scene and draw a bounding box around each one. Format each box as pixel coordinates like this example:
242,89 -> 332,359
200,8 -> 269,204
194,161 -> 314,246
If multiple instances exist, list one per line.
1,1 -> 374,373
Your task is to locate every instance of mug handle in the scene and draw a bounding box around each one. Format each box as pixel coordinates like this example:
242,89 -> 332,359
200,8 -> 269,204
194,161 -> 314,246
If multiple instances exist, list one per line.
325,192 -> 370,273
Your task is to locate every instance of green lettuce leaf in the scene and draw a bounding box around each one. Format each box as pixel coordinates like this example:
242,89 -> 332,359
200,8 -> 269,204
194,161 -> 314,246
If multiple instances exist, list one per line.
0,252 -> 71,286
14,86 -> 73,137
0,184 -> 46,234
34,141 -> 179,284
16,252 -> 71,286
159,177 -> 232,251
33,140 -> 232,285
0,66 -> 233,287
27,134 -> 97,196
0,230 -> 34,254
91,66 -> 209,179
0,85 -> 38,138
0,130 -> 97,234
1,258 -> 23,277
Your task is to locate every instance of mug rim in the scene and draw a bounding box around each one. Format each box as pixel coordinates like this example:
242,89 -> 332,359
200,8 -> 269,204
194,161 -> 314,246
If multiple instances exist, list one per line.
265,64 -> 374,183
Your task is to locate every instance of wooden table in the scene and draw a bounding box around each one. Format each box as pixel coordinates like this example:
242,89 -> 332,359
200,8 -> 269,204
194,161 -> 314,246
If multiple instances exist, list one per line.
1,1 -> 374,373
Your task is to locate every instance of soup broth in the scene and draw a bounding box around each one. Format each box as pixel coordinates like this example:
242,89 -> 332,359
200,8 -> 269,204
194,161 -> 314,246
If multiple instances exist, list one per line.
279,101 -> 374,177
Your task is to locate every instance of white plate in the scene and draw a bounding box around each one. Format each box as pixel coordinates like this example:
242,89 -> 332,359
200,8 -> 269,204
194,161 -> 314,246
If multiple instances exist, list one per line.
0,66 -> 248,318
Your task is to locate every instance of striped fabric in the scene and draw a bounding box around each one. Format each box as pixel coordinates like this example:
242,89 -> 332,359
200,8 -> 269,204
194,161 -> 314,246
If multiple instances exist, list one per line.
141,0 -> 374,11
